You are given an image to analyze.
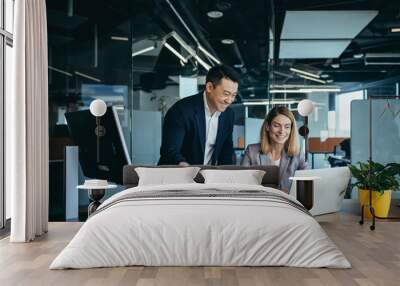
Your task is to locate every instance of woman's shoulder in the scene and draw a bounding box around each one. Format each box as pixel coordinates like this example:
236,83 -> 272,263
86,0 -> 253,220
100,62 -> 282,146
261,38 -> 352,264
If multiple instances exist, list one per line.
246,143 -> 261,153
286,151 -> 308,169
285,150 -> 305,162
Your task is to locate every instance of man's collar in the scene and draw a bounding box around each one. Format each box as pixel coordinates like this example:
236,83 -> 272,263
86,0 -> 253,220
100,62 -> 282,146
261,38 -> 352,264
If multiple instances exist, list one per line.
203,91 -> 220,117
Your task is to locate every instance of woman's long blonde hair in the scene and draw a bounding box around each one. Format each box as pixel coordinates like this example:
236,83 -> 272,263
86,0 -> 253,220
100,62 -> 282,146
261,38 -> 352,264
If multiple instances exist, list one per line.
260,106 -> 300,156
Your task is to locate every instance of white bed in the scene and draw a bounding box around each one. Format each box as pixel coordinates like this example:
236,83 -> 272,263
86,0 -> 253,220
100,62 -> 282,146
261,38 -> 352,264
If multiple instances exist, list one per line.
50,183 -> 351,269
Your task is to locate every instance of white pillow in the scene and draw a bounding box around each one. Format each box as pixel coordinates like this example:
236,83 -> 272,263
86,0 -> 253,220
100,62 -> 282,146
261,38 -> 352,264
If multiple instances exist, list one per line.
135,167 -> 201,186
200,169 -> 266,185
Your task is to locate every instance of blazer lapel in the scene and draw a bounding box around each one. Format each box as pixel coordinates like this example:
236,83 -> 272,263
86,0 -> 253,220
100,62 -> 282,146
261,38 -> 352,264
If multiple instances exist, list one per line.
213,114 -> 225,164
279,151 -> 290,181
194,94 -> 206,157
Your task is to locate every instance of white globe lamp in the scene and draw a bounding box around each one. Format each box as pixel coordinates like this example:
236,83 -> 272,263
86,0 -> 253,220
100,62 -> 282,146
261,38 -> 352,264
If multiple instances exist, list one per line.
297,99 -> 315,162
89,99 -> 107,163
298,99 -> 315,117
89,99 -> 107,117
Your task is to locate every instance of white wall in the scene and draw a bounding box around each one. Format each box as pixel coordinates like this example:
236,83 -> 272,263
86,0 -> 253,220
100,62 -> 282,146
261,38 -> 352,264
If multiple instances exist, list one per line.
335,90 -> 364,137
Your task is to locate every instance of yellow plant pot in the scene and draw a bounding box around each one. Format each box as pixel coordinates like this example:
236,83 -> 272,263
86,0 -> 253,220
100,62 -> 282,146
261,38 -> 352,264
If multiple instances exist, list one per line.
358,189 -> 392,218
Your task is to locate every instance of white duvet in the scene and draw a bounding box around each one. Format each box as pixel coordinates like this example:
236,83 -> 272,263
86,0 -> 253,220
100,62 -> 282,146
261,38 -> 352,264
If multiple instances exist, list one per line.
50,183 -> 351,269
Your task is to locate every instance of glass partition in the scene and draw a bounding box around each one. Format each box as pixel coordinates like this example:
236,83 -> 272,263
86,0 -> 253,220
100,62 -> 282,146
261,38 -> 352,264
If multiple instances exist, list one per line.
47,0 -> 134,220
45,1 -> 400,219
351,96 -> 400,199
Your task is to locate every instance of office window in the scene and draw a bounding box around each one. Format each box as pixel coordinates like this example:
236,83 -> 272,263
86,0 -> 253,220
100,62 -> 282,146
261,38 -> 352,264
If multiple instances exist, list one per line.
0,41 -> 3,229
5,43 -> 11,220
1,0 -> 13,229
5,0 -> 13,33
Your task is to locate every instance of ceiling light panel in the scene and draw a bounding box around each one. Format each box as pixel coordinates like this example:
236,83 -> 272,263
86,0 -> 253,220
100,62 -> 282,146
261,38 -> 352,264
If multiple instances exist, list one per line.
221,39 -> 235,45
207,10 -> 223,18
281,11 -> 378,39
280,40 -> 351,59
279,10 -> 377,59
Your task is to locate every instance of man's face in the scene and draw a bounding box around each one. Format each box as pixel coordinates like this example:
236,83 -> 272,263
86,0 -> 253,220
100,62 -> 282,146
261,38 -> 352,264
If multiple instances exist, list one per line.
205,78 -> 238,112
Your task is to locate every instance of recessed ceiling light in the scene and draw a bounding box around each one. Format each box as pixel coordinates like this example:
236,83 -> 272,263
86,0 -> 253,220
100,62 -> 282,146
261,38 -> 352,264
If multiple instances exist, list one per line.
320,74 -> 329,79
233,63 -> 244,68
221,39 -> 235,44
353,53 -> 364,59
111,36 -> 129,41
326,79 -> 334,83
207,10 -> 223,19
331,63 -> 340,69
391,27 -> 400,33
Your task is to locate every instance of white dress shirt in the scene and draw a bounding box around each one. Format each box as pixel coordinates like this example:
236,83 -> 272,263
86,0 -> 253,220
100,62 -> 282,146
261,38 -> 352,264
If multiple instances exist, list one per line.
271,158 -> 281,167
203,92 -> 220,165
267,152 -> 280,167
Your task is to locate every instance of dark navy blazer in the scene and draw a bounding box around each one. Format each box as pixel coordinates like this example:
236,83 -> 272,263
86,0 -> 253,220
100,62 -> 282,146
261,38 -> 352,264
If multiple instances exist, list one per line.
158,92 -> 234,165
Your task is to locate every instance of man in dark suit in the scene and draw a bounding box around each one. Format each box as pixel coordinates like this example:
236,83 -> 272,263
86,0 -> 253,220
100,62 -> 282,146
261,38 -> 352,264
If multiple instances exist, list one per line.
158,65 -> 240,166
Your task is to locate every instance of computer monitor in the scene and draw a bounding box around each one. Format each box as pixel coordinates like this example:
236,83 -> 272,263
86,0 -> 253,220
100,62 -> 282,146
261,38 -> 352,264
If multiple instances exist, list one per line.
65,106 -> 131,185
289,167 -> 351,216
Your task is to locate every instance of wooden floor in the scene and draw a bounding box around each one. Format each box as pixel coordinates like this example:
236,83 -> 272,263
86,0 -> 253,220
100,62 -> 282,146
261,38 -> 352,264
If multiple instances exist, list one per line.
1,202 -> 400,286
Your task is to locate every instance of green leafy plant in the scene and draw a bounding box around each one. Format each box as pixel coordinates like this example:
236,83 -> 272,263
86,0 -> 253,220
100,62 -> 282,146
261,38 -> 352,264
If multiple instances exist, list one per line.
349,161 -> 400,195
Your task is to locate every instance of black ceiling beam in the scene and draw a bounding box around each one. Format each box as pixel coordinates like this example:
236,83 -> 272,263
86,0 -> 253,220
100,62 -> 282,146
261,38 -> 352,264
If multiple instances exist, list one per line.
174,0 -> 219,59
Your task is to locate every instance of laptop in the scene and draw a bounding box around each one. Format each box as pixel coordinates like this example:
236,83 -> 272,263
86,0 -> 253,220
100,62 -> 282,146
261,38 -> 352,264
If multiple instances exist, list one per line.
289,167 -> 351,216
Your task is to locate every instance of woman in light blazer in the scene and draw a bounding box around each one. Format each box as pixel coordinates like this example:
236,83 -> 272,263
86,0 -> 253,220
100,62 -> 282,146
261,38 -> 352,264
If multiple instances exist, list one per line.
241,106 -> 307,193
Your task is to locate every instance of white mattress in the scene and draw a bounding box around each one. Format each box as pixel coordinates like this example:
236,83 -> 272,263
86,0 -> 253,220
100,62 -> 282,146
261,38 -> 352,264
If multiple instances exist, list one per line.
50,183 -> 350,269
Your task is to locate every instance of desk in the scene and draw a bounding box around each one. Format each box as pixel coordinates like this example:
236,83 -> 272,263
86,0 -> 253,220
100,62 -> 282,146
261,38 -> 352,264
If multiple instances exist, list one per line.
289,177 -> 320,210
308,137 -> 349,168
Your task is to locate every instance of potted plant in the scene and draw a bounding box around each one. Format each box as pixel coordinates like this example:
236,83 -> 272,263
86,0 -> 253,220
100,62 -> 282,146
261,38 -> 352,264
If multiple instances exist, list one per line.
349,161 -> 400,218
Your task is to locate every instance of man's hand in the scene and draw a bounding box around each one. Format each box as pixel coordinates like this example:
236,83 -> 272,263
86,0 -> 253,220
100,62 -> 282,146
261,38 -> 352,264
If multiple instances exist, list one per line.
178,161 -> 190,166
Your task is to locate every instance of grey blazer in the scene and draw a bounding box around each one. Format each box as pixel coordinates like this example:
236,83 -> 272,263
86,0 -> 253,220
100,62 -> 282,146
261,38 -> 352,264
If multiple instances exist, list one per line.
240,143 -> 308,191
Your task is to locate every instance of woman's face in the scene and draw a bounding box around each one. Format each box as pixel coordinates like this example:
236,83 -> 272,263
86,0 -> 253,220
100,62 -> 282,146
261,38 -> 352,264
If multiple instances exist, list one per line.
267,114 -> 292,145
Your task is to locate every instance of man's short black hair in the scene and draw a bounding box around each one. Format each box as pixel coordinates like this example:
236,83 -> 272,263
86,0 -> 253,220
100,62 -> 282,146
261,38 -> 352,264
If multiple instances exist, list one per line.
206,64 -> 240,86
